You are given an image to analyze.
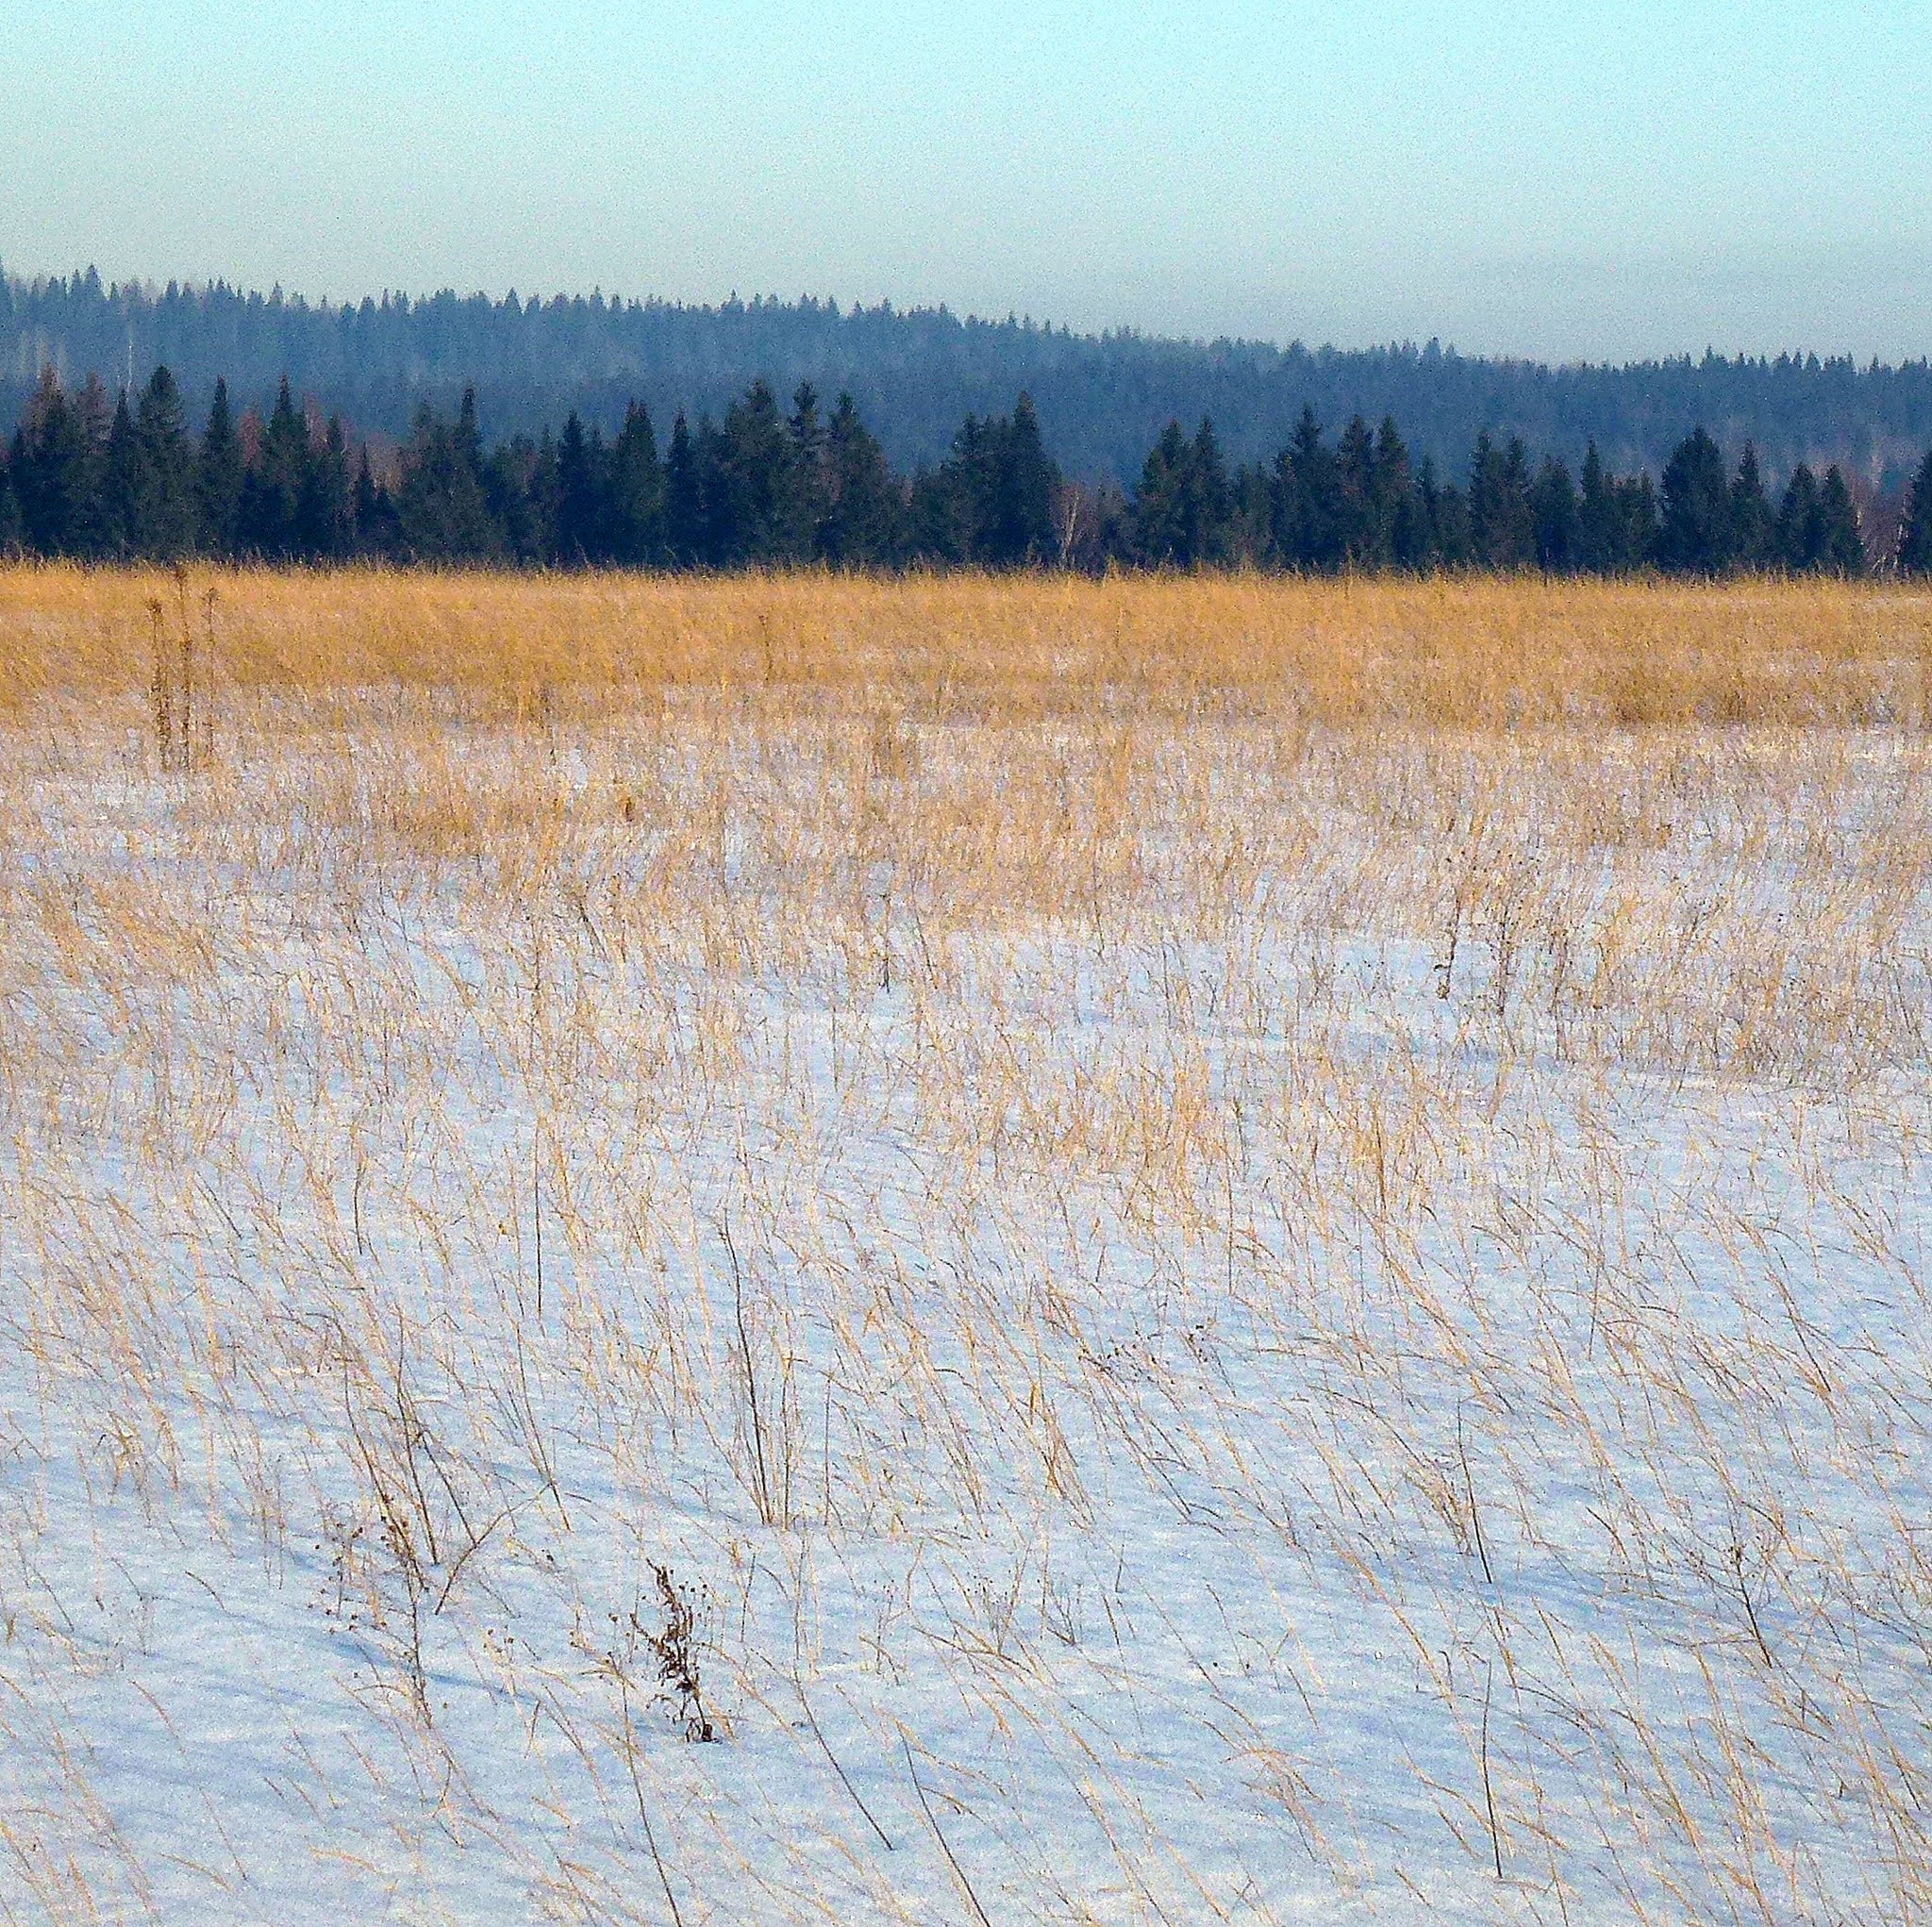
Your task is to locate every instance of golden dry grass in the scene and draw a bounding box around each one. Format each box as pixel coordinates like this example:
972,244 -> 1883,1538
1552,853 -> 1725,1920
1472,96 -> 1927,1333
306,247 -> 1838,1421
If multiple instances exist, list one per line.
2,565 -> 1930,1925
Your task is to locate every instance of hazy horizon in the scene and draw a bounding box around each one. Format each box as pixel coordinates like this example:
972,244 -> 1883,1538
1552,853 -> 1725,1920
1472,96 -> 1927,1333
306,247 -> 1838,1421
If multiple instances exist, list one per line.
6,0 -> 1927,367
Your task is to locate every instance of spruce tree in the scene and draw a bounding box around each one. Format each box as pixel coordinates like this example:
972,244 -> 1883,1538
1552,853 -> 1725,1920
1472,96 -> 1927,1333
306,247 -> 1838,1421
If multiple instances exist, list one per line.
102,391 -> 143,558
1818,467 -> 1865,575
1529,458 -> 1578,572
0,456 -> 20,557
1373,418 -> 1424,569
1656,427 -> 1733,573
1187,418 -> 1232,566
197,379 -> 245,557
822,392 -> 900,566
1777,464 -> 1824,571
1575,441 -> 1621,573
663,412 -> 705,568
14,369 -> 93,557
607,402 -> 665,566
554,412 -> 604,564
1274,407 -> 1339,570
1334,415 -> 1378,566
135,365 -> 197,557
242,377 -> 309,558
297,416 -> 354,559
1468,433 -> 1532,569
1728,443 -> 1774,570
986,393 -> 1057,566
785,383 -> 830,560
1131,421 -> 1193,566
1897,449 -> 1932,577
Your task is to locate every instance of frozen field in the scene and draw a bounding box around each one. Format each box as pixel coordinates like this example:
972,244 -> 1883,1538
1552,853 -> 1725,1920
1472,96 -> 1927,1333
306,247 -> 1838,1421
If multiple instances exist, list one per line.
2,573 -> 1931,1924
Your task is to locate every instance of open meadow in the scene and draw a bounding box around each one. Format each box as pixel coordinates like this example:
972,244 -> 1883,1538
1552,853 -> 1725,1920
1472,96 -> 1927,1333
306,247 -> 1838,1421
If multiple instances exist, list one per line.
2,566 -> 1932,1925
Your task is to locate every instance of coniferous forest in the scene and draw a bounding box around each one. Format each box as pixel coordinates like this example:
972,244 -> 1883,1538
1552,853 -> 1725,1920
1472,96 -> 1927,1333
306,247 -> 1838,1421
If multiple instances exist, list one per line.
5,359 -> 1930,576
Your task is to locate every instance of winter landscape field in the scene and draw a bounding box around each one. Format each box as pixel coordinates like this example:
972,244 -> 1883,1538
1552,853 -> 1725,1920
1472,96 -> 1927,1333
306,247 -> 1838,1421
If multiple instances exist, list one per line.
2,566 -> 1931,1926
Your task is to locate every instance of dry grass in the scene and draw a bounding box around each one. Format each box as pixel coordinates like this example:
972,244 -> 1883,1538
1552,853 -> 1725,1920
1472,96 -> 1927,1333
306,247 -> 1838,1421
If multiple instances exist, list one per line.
1,565 -> 1930,1925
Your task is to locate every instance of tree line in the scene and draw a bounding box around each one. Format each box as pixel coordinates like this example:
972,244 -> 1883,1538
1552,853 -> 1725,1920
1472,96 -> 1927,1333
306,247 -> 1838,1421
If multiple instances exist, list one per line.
9,268 -> 1932,488
5,362 -> 1931,577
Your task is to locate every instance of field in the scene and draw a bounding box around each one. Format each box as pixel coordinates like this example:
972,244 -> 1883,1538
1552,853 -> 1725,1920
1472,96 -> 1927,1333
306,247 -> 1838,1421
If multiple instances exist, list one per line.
2,566 -> 1931,1926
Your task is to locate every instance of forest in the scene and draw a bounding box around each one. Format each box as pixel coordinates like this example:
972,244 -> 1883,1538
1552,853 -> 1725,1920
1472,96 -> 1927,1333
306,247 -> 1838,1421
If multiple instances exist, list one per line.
6,361 -> 1930,576
8,268 -> 1932,488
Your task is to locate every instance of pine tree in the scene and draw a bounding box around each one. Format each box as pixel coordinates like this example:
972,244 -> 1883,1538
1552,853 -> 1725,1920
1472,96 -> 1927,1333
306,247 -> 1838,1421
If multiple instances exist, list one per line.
1897,449 -> 1932,577
393,397 -> 502,562
713,379 -> 790,563
135,365 -> 197,557
1728,443 -> 1774,570
607,402 -> 665,566
197,379 -> 245,557
1656,427 -> 1733,573
663,412 -> 706,568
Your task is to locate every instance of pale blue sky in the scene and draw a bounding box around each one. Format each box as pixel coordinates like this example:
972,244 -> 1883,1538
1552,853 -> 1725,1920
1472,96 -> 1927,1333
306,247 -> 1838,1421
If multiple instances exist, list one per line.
5,0 -> 1928,360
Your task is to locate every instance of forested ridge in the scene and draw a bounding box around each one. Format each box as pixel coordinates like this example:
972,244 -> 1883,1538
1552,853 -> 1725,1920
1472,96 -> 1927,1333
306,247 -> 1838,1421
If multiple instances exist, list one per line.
7,267 -> 1932,488
7,360 -> 1931,577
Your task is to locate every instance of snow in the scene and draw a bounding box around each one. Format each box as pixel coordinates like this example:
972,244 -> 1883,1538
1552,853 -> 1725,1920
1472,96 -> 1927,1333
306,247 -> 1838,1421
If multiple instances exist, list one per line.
2,706 -> 1929,1924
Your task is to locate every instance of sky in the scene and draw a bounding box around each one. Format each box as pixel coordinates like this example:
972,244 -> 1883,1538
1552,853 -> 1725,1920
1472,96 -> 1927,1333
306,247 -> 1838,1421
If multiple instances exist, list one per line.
4,0 -> 1929,364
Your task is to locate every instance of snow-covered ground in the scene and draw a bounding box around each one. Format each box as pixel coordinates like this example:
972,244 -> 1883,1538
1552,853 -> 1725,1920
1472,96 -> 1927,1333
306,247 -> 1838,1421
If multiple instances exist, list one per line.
2,692 -> 1929,1924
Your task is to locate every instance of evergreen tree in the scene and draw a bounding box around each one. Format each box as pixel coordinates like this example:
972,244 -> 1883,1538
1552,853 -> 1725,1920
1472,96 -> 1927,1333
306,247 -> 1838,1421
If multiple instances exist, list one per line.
1818,467 -> 1865,575
101,391 -> 143,558
1574,441 -> 1622,573
785,383 -> 830,559
554,412 -> 605,564
297,415 -> 354,559
134,365 -> 197,558
1728,443 -> 1774,571
1656,426 -> 1733,573
0,455 -> 20,557
663,412 -> 706,567
821,391 -> 900,566
712,379 -> 790,563
1529,457 -> 1578,572
352,448 -> 397,557
197,379 -> 245,557
1130,421 -> 1195,566
393,395 -> 501,561
984,393 -> 1058,566
1777,464 -> 1824,571
607,402 -> 665,566
12,368 -> 99,557
1273,407 -> 1340,570
1372,418 -> 1426,569
1334,415 -> 1379,566
242,377 -> 309,558
1897,449 -> 1932,577
1468,433 -> 1533,568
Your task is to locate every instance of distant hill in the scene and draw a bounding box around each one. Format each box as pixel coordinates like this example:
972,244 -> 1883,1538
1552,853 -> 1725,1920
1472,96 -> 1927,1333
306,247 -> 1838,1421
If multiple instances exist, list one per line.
6,267 -> 1931,486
